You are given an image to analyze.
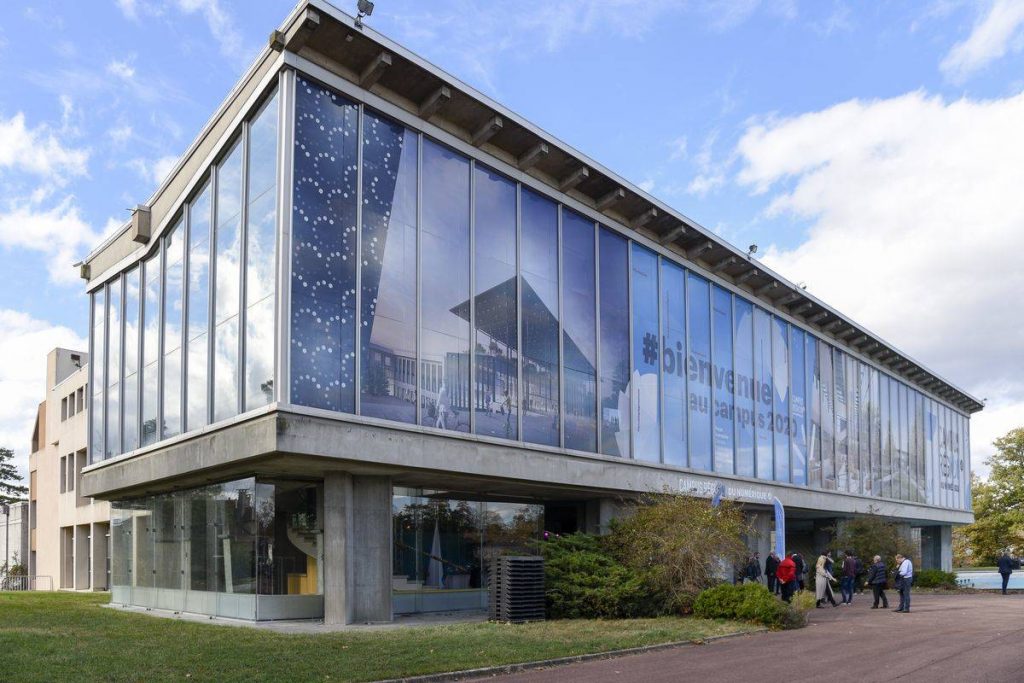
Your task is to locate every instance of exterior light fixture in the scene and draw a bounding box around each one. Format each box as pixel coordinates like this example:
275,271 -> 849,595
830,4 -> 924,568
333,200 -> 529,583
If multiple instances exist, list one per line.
355,0 -> 374,28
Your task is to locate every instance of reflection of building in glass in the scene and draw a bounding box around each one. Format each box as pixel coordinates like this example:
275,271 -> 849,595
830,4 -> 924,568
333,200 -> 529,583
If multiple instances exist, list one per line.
78,2 -> 982,624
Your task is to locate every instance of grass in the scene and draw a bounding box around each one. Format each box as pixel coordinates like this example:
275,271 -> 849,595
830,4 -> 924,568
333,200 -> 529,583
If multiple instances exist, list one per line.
0,592 -> 758,682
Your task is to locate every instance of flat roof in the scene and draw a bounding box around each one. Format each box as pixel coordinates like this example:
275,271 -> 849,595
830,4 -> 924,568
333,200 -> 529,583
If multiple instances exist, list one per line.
84,0 -> 984,415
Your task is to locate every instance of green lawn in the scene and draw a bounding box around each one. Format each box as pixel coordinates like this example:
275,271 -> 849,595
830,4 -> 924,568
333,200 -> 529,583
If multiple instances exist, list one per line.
0,592 -> 757,682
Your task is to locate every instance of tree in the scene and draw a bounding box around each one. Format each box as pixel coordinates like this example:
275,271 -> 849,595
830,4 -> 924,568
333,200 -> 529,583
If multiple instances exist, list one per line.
961,428 -> 1024,563
604,493 -> 751,613
0,447 -> 28,504
832,510 -> 917,568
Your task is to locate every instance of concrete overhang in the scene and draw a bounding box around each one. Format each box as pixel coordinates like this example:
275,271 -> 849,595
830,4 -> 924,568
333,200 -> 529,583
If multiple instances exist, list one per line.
80,407 -> 974,527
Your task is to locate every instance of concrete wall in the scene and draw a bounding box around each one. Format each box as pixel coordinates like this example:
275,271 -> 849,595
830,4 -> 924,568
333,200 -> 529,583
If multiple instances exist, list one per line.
3,501 -> 29,571
29,349 -> 110,590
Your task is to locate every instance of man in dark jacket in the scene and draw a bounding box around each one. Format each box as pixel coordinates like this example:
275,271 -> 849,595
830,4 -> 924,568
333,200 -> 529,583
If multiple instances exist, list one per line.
997,551 -> 1014,595
765,552 -> 780,594
841,551 -> 857,605
793,552 -> 806,590
866,555 -> 889,608
746,553 -> 763,584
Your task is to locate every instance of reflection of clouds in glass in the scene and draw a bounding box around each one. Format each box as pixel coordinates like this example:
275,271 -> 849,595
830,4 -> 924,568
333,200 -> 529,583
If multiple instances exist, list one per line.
164,221 -> 185,437
141,252 -> 161,447
187,184 -> 211,430
213,141 -> 243,420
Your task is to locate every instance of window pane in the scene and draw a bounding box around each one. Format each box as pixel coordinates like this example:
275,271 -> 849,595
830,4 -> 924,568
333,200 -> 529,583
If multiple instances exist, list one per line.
141,253 -> 161,447
561,210 -> 596,452
858,362 -> 871,495
753,308 -> 773,480
244,91 -> 279,411
712,286 -> 733,474
660,261 -> 686,467
360,114 -> 419,425
820,340 -> 835,489
91,291 -> 105,460
291,78 -> 358,413
420,139 -> 470,432
881,375 -> 892,498
187,183 -> 212,431
520,188 -> 559,446
631,244 -> 660,462
471,164 -> 517,439
734,298 -> 755,478
214,140 -> 243,422
123,267 -> 140,452
106,281 -> 122,458
900,382 -> 910,500
790,327 -> 806,486
806,336 -> 820,487
834,349 -> 848,491
598,229 -> 629,457
846,355 -> 859,493
163,221 -> 184,439
870,368 -> 881,496
772,317 -> 789,483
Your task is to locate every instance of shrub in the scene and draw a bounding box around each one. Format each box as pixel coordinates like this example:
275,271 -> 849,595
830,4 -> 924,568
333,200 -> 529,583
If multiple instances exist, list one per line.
791,589 -> 817,614
914,568 -> 958,589
605,494 -> 752,613
693,582 -> 805,629
540,533 -> 665,619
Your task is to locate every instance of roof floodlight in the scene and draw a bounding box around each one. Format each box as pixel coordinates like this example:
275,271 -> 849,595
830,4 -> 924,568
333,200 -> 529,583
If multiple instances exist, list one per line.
355,0 -> 374,28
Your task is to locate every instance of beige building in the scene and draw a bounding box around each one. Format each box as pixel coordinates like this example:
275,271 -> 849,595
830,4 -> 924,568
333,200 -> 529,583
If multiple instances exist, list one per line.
28,348 -> 110,591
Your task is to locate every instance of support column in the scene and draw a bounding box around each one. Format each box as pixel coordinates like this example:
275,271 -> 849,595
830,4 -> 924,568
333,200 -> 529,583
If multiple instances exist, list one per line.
74,524 -> 91,590
91,523 -> 109,591
939,525 -> 953,572
323,472 -> 353,625
351,475 -> 392,623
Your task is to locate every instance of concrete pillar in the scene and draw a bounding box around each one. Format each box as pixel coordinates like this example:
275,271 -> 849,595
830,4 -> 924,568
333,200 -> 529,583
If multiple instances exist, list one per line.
939,525 -> 953,572
91,523 -> 109,590
323,472 -> 353,625
351,475 -> 392,623
74,524 -> 91,590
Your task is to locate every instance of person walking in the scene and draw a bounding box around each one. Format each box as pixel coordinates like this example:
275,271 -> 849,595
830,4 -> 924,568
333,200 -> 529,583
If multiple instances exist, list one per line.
777,553 -> 798,603
894,553 -> 914,613
793,552 -> 806,591
997,551 -> 1014,595
815,551 -> 838,608
866,555 -> 889,609
841,550 -> 857,605
745,552 -> 763,584
765,551 -> 780,595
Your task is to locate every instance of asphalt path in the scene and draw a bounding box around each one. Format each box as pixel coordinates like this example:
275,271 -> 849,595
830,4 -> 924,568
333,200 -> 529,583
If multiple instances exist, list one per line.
479,592 -> 1024,683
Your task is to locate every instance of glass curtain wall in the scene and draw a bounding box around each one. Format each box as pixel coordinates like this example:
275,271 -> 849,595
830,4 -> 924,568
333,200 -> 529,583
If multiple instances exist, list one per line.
660,261 -> 687,467
123,267 -> 141,452
561,210 -> 597,452
711,286 -> 734,474
599,229 -> 630,457
631,244 -> 660,462
163,220 -> 184,439
687,273 -> 711,470
141,252 -> 161,447
90,290 -> 106,461
106,278 -> 122,458
186,184 -> 212,431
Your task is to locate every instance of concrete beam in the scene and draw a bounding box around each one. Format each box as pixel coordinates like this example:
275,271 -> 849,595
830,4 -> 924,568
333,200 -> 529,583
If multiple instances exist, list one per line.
755,280 -> 779,297
776,291 -> 801,307
823,320 -> 844,332
269,6 -> 320,52
710,255 -> 737,274
518,142 -> 549,171
808,311 -> 829,324
559,166 -> 589,193
861,341 -> 880,353
686,240 -> 714,260
596,187 -> 625,212
418,86 -> 451,119
734,268 -> 759,285
129,205 -> 151,244
791,301 -> 814,316
658,224 -> 687,245
631,207 -> 659,230
849,335 -> 868,346
836,327 -> 858,339
470,115 -> 503,147
359,51 -> 392,89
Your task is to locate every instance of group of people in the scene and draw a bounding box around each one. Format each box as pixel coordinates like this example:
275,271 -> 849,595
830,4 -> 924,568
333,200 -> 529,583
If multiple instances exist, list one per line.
740,549 -> 916,613
814,550 -> 915,612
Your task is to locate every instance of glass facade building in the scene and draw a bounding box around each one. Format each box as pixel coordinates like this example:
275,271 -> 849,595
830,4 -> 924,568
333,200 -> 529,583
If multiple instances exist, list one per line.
81,4 -> 978,623
88,73 -> 972,511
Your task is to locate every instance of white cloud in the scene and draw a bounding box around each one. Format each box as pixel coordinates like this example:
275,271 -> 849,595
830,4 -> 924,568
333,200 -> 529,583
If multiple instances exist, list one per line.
0,112 -> 89,183
115,0 -> 139,20
940,0 -> 1024,82
126,154 -> 179,186
106,58 -> 136,81
734,90 -> 1024,477
669,135 -> 689,161
0,310 -> 87,481
0,197 -> 118,284
108,124 -> 133,145
175,0 -> 246,62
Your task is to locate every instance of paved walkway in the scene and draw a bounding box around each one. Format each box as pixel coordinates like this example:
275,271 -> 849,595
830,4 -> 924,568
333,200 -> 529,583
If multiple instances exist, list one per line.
480,593 -> 1024,683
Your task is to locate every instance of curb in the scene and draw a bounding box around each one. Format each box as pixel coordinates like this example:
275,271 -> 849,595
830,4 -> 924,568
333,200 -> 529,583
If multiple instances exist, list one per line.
375,627 -> 769,683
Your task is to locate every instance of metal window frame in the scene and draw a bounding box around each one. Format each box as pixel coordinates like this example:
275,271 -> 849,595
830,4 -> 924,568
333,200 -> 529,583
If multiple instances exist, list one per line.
515,182 -> 524,443
468,159 -> 476,434
556,205 -> 564,449
238,120 -> 251,417
277,69 -> 295,407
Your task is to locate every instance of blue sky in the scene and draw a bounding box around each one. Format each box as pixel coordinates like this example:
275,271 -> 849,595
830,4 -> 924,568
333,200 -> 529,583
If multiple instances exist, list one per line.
1,0 -> 1023,478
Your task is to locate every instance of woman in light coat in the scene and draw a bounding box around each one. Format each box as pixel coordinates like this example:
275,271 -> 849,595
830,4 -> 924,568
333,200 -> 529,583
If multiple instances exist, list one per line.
815,551 -> 838,608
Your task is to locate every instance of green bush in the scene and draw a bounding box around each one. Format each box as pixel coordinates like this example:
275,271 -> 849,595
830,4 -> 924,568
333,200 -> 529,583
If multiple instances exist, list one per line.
540,533 -> 665,619
914,568 -> 958,589
693,582 -> 804,629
